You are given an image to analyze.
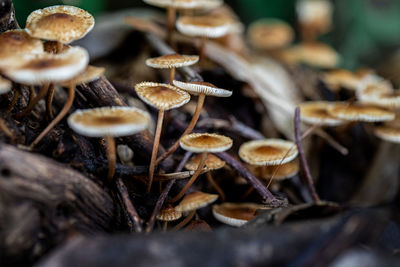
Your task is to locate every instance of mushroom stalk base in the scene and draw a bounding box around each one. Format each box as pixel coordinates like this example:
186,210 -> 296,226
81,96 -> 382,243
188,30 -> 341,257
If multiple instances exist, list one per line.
173,210 -> 195,231
107,136 -> 116,181
17,83 -> 50,118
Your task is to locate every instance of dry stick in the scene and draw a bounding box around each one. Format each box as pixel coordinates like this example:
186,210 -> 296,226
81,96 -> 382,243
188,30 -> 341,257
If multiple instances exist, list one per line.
46,83 -> 55,120
7,86 -> 19,111
106,136 -> 116,181
0,118 -> 13,141
147,109 -> 165,193
170,152 -> 207,203
156,94 -> 206,165
115,177 -> 143,233
30,83 -> 75,148
16,83 -> 49,118
314,128 -> 348,156
145,151 -> 192,233
294,107 -> 320,202
206,172 -> 226,202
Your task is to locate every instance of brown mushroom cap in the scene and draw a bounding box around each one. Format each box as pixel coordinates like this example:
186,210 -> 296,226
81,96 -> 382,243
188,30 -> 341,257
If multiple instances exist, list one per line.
212,202 -> 270,227
296,0 -> 333,24
180,133 -> 233,153
176,15 -> 233,38
0,29 -> 43,55
374,126 -> 400,143
299,101 -> 344,126
175,191 -> 219,212
143,0 -> 223,10
173,80 -> 232,97
135,82 -> 190,110
358,86 -> 400,109
327,102 -> 395,122
68,106 -> 150,137
59,65 -> 105,86
247,18 -> 294,50
0,76 -> 12,95
146,54 -> 199,69
239,139 -> 298,166
322,69 -> 360,91
26,5 -> 95,44
185,153 -> 226,171
156,206 -> 182,221
289,42 -> 339,68
255,160 -> 300,180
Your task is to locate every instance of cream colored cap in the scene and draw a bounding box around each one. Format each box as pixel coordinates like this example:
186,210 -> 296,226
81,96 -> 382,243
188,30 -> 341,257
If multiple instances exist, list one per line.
185,153 -> 225,171
212,202 -> 270,227
26,5 -> 95,44
68,106 -> 150,137
296,0 -> 333,23
135,82 -> 190,110
59,65 -> 105,86
176,15 -> 232,38
327,102 -> 395,122
0,29 -> 43,55
180,133 -> 233,153
259,160 -> 299,180
173,80 -> 232,97
146,54 -> 199,69
156,206 -> 182,221
290,42 -> 339,68
322,69 -> 360,91
374,126 -> 400,143
175,191 -> 219,212
239,139 -> 298,166
0,76 -> 12,95
299,101 -> 344,126
143,0 -> 223,10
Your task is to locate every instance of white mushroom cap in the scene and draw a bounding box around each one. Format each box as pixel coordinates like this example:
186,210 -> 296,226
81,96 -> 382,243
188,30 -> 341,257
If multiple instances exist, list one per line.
68,106 -> 150,137
180,133 -> 233,153
173,80 -> 232,97
26,5 -> 95,44
176,15 -> 232,38
3,46 -> 89,85
0,29 -> 44,55
143,0 -> 223,10
0,76 -> 12,94
146,54 -> 199,69
212,202 -> 269,227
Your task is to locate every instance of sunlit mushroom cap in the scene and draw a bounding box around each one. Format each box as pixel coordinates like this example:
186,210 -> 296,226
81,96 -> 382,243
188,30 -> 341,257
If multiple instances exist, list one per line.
68,106 -> 150,137
59,65 -> 105,87
156,206 -> 182,221
374,124 -> 400,143
3,46 -> 89,85
185,153 -> 226,171
135,82 -> 190,110
299,101 -> 344,126
180,133 -> 233,153
176,15 -> 232,38
296,0 -> 333,24
0,77 -> 12,95
146,54 -> 199,69
143,0 -> 223,10
290,42 -> 339,68
175,191 -> 219,212
239,139 -> 298,166
322,69 -> 360,91
173,80 -> 232,97
26,5 -> 95,44
258,160 -> 299,180
327,102 -> 395,122
0,29 -> 43,55
247,19 -> 294,50
212,202 -> 270,227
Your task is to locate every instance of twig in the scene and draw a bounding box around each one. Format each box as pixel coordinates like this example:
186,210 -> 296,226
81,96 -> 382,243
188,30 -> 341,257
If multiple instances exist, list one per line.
115,177 -> 143,233
314,128 -> 349,156
145,151 -> 193,233
294,107 -> 320,202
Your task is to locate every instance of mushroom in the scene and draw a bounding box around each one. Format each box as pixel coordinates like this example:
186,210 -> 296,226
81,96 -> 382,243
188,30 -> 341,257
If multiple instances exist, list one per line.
185,153 -> 226,201
0,76 -> 12,95
174,191 -> 218,230
299,101 -> 345,126
156,80 -> 232,165
134,81 -> 190,193
156,205 -> 182,231
68,106 -> 150,180
170,133 -> 232,202
145,54 -> 199,84
322,69 -> 363,92
212,202 -> 270,227
375,118 -> 400,143
327,102 -> 395,122
253,159 -> 300,181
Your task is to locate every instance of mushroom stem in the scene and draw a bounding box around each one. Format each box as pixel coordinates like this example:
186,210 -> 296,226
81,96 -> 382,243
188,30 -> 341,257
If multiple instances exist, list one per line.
147,109 -> 165,193
28,85 -> 35,106
166,6 -> 176,44
8,86 -> 20,111
199,36 -> 207,63
30,83 -> 75,148
173,210 -> 195,231
170,152 -> 207,203
16,83 -> 50,118
46,83 -> 55,120
156,93 -> 206,165
163,221 -> 168,231
206,171 -> 226,202
106,135 -> 116,180
169,67 -> 176,85
0,118 -> 13,141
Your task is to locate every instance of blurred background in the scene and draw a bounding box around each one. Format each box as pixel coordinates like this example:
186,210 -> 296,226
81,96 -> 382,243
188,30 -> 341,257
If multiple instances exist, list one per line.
11,0 -> 400,75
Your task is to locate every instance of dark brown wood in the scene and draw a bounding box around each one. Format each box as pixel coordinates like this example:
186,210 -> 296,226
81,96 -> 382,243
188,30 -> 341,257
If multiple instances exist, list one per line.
0,0 -> 19,32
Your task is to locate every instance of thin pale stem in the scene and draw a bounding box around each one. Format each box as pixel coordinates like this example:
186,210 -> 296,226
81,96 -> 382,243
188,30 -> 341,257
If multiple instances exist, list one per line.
46,83 -> 55,120
170,152 -> 207,203
173,210 -> 195,231
17,83 -> 49,118
30,83 -> 75,148
8,87 -> 20,111
156,94 -> 206,165
163,221 -> 168,232
169,68 -> 176,85
107,136 -> 116,181
147,109 -> 165,193
206,171 -> 226,202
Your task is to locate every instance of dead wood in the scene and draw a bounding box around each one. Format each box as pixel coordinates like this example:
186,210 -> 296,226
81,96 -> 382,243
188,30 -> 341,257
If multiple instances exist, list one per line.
0,0 -> 19,32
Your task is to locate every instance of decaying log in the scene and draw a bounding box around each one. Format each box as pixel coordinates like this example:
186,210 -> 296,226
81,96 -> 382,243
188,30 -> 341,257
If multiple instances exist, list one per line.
0,144 -> 118,266
77,77 -> 174,171
0,0 -> 19,33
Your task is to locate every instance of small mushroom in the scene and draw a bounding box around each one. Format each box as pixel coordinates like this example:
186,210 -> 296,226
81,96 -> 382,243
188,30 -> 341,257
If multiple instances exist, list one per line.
299,101 -> 345,126
322,69 -> 362,92
170,133 -> 232,202
146,54 -> 199,84
327,102 -> 395,122
134,81 -> 190,193
156,205 -> 182,231
0,76 -> 12,95
375,122 -> 400,144
283,42 -> 339,68
212,202 -> 270,227
156,80 -> 232,165
68,106 -> 150,180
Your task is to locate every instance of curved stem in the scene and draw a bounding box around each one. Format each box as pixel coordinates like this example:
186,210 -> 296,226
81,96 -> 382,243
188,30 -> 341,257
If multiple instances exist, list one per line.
8,86 -> 20,111
0,118 -> 13,141
206,171 -> 226,202
169,68 -> 175,85
172,210 -> 195,231
46,83 -> 55,120
28,85 -> 35,107
107,136 -> 116,181
30,83 -> 75,148
170,152 -> 207,203
147,109 -> 165,193
16,83 -> 49,118
156,94 -> 206,165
